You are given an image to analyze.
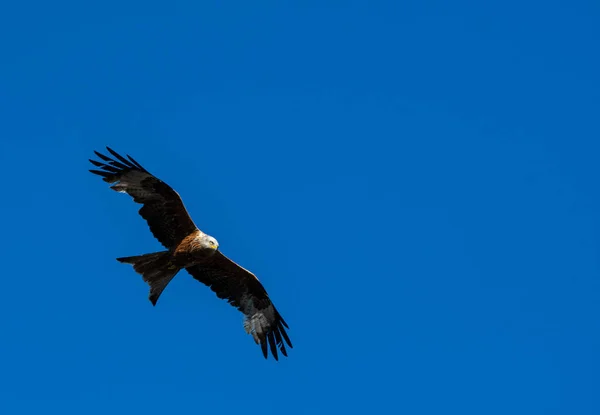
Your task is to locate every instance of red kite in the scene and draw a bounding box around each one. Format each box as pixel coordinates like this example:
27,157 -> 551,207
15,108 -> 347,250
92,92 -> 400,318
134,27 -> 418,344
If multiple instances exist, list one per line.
89,147 -> 292,360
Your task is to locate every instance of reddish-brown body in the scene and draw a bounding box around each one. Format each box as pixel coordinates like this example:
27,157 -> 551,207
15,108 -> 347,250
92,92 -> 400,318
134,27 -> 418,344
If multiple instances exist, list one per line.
172,229 -> 213,267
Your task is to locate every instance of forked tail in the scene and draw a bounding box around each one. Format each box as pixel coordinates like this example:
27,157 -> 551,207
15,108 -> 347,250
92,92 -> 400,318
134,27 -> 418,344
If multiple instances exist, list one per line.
116,251 -> 180,305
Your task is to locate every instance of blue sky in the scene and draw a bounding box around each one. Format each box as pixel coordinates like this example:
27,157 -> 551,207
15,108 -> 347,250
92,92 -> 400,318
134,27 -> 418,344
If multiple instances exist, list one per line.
0,1 -> 598,414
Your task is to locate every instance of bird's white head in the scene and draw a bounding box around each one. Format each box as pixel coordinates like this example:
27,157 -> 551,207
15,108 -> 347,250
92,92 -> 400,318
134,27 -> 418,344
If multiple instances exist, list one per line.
202,235 -> 219,251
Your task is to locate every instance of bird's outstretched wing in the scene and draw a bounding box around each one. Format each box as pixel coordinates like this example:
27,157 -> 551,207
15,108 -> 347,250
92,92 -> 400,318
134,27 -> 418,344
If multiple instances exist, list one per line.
89,147 -> 198,249
185,251 -> 293,360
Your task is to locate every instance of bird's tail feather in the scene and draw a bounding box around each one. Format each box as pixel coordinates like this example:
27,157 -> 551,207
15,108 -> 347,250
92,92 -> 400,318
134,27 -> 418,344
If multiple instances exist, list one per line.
116,251 -> 180,305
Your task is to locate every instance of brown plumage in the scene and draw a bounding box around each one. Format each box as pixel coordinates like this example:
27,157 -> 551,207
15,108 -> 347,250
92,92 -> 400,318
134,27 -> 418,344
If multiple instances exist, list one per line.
89,147 -> 292,360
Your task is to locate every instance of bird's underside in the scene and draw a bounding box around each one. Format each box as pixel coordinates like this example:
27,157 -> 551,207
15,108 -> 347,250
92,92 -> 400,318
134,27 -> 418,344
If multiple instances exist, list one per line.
89,147 -> 292,360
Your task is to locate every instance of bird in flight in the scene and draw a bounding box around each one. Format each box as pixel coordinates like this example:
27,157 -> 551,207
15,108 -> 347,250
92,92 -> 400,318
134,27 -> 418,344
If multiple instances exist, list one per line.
89,147 -> 292,360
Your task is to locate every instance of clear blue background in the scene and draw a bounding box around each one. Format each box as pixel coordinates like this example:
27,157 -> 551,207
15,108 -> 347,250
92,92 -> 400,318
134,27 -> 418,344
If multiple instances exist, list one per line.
0,1 -> 598,414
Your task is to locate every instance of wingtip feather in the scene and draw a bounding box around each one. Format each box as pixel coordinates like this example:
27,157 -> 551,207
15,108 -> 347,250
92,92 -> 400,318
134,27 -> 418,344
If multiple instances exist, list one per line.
279,324 -> 293,349
261,340 -> 268,359
106,146 -> 135,168
94,150 -> 112,162
89,169 -> 111,178
127,154 -> 146,171
268,332 -> 279,361
273,327 -> 288,357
